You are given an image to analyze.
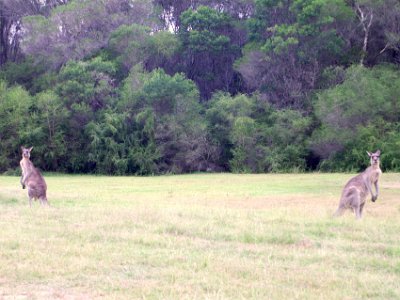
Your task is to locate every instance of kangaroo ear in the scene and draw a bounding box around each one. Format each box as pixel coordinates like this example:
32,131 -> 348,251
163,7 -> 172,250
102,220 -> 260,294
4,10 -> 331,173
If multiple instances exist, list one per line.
28,147 -> 33,152
366,151 -> 372,157
376,150 -> 381,156
21,146 -> 25,151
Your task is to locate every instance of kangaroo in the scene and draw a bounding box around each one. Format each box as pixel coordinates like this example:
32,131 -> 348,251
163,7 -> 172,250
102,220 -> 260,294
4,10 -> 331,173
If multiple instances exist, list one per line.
334,150 -> 382,219
20,146 -> 49,207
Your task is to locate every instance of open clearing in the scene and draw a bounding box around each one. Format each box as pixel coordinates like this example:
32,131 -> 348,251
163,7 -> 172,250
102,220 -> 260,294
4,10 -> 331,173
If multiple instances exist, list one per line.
0,173 -> 399,299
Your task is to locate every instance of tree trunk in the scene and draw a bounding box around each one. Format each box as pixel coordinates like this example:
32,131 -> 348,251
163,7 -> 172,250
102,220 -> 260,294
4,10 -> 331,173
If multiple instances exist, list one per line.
356,3 -> 373,66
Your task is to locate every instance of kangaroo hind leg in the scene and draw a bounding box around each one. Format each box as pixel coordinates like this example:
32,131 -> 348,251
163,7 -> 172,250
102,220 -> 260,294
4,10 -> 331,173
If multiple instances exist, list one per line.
27,188 -> 34,207
359,201 -> 366,218
351,194 -> 363,220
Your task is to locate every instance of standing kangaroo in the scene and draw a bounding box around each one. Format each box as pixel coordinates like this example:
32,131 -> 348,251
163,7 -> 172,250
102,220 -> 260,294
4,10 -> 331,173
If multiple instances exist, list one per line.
20,146 -> 49,207
334,150 -> 382,219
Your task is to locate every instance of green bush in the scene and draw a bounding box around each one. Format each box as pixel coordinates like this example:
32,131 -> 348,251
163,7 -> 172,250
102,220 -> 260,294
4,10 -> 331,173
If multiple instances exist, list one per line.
311,64 -> 400,171
0,81 -> 35,172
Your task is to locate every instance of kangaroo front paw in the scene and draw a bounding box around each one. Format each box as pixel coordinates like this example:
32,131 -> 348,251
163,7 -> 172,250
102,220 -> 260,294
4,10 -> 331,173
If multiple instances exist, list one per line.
22,184 -> 26,189
372,195 -> 378,202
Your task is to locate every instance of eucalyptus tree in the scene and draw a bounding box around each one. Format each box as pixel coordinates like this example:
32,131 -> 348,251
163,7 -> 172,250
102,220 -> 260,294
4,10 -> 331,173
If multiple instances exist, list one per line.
351,0 -> 400,66
0,0 -> 69,65
205,92 -> 312,172
153,0 -> 254,32
107,24 -> 179,79
177,6 -> 245,100
379,0 -> 400,64
54,57 -> 117,172
311,65 -> 400,171
237,0 -> 354,109
21,0 -> 154,69
119,67 -> 215,174
0,80 -> 34,172
33,90 -> 69,170
205,93 -> 257,171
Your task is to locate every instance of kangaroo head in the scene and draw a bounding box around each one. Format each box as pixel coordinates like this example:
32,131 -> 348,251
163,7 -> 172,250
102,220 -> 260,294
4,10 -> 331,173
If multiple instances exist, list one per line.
367,150 -> 380,166
21,146 -> 33,159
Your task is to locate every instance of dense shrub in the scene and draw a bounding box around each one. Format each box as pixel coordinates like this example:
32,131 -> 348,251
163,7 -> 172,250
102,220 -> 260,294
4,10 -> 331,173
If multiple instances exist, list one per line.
311,65 -> 400,171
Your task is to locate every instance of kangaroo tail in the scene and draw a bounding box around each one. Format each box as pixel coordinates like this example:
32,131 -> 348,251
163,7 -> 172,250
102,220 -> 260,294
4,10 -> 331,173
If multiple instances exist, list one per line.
333,206 -> 345,217
40,196 -> 50,206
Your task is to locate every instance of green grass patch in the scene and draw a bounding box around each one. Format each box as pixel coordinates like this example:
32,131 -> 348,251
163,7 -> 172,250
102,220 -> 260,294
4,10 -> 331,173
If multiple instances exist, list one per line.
0,173 -> 399,299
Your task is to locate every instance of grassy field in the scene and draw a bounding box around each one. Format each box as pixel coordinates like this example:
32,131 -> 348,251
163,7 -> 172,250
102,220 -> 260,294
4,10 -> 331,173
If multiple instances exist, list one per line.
0,173 -> 399,299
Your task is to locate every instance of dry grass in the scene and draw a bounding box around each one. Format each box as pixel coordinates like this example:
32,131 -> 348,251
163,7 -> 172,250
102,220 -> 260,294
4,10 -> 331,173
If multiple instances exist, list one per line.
0,173 -> 399,299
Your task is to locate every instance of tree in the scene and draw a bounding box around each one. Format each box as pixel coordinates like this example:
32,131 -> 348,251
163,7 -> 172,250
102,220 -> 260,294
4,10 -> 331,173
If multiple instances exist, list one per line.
0,80 -> 34,172
0,0 -> 69,66
260,108 -> 312,172
107,24 -> 179,79
33,90 -> 69,170
177,6 -> 244,100
0,57 -> 49,92
154,0 -> 255,32
85,111 -> 131,174
21,0 -> 154,69
311,64 -> 400,170
120,68 -> 214,173
54,57 -> 117,172
354,1 -> 374,65
351,0 -> 400,66
206,92 -> 312,172
229,116 -> 257,172
378,0 -> 400,64
237,0 -> 354,109
205,93 -> 258,171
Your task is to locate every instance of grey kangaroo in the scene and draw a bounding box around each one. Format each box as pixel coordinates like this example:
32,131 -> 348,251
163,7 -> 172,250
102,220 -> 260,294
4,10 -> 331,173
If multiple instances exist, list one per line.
20,146 -> 49,207
334,150 -> 382,219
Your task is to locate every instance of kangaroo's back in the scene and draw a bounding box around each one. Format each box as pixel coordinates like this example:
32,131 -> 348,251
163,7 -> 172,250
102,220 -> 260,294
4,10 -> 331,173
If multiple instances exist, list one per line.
341,172 -> 368,196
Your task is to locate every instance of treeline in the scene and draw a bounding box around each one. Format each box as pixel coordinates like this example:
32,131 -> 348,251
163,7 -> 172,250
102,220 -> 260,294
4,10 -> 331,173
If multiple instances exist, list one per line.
0,0 -> 399,174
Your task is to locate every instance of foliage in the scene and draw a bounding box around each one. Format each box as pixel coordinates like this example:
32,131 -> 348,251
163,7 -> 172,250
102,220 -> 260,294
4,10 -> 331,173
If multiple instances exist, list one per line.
205,93 -> 256,171
0,58 -> 50,93
0,81 -> 35,171
206,93 -> 312,173
33,90 -> 69,170
1,0 -> 400,174
311,64 -> 400,171
21,0 -> 154,69
120,68 -> 212,174
237,0 -> 354,108
107,24 -> 178,78
52,57 -> 117,172
177,6 -> 244,99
